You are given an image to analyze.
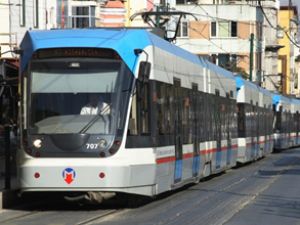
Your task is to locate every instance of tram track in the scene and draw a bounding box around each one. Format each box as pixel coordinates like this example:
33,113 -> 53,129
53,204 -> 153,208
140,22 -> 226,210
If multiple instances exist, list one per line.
0,210 -> 43,224
0,151 -> 293,225
76,209 -> 125,225
0,208 -> 126,225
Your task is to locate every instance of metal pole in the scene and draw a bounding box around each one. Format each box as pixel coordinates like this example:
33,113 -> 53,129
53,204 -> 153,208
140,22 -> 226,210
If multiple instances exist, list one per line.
155,5 -> 160,28
249,33 -> 254,82
4,125 -> 11,190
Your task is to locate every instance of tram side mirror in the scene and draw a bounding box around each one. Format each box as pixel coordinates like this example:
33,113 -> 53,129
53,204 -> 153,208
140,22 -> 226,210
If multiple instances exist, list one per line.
138,61 -> 151,83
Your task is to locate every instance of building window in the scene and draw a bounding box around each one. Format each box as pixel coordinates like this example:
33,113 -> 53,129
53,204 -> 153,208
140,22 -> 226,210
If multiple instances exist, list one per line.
211,21 -> 217,37
176,0 -> 197,4
33,0 -> 39,28
177,20 -> 189,38
231,21 -> 237,37
71,6 -> 95,28
19,0 -> 25,26
216,54 -> 237,70
211,54 -> 217,64
218,54 -> 230,68
211,21 -> 237,38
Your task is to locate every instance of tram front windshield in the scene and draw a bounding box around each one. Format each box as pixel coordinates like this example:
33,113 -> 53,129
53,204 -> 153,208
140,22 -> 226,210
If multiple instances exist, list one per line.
28,57 -> 133,135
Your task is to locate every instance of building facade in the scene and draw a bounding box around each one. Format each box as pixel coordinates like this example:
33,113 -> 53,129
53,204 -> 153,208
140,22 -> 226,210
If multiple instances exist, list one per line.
173,0 -> 280,85
260,0 -> 281,92
59,0 -> 157,28
0,0 -> 55,58
0,0 -> 53,146
278,6 -> 299,96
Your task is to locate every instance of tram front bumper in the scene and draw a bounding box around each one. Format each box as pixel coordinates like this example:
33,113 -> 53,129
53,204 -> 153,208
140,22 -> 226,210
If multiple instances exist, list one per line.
18,158 -> 156,196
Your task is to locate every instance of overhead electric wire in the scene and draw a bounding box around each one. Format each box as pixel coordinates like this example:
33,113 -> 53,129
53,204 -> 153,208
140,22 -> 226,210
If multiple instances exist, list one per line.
257,0 -> 277,29
175,5 -> 253,67
182,1 -> 300,49
182,24 -> 250,71
258,0 -> 300,48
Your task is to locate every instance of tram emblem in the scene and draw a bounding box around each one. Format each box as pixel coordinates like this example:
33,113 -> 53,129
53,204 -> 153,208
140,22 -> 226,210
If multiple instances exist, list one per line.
62,168 -> 76,184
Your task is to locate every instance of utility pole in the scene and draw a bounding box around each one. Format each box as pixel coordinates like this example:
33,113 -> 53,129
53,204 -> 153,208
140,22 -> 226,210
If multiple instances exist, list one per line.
249,33 -> 254,82
155,1 -> 168,28
130,1 -> 197,42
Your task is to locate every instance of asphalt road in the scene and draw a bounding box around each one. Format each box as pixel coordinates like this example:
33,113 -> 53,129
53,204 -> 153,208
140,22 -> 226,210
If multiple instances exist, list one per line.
1,148 -> 300,225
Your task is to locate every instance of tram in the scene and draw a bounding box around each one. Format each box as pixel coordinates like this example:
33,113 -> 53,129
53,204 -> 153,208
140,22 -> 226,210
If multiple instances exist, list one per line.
235,77 -> 273,163
273,95 -> 300,150
17,28 -> 300,202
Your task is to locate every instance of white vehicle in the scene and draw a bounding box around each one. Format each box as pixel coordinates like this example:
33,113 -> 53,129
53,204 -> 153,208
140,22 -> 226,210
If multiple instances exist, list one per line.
17,28 -> 300,203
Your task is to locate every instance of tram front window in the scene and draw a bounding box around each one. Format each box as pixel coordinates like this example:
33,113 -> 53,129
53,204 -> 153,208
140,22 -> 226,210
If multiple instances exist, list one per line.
28,58 -> 133,135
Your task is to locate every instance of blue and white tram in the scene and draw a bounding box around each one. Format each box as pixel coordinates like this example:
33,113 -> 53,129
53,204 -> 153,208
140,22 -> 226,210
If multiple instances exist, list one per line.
18,28 -> 238,198
258,86 -> 274,156
290,98 -> 300,147
273,94 -> 293,150
235,77 -> 260,163
235,77 -> 273,163
201,62 -> 238,172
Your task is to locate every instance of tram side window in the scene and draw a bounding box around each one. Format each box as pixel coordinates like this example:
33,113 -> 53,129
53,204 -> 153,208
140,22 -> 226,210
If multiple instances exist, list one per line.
128,93 -> 138,135
198,92 -> 205,142
220,98 -> 226,140
188,89 -> 194,144
254,104 -> 259,137
296,111 -> 300,133
251,105 -> 256,137
212,94 -> 220,141
285,111 -> 289,133
182,88 -> 192,144
157,83 -> 166,135
261,108 -> 267,135
286,111 -> 291,133
288,112 -> 291,133
227,98 -> 236,139
237,103 -> 245,137
266,108 -> 269,136
232,99 -> 238,138
207,94 -> 214,141
203,94 -> 207,140
229,99 -> 235,139
262,108 -> 267,136
258,107 -> 262,136
275,106 -> 282,132
166,85 -> 174,134
157,82 -> 173,135
128,83 -> 150,136
292,113 -> 296,133
244,104 -> 252,137
269,109 -> 274,135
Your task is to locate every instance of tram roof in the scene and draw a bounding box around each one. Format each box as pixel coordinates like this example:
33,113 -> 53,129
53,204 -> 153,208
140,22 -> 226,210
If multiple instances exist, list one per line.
258,85 -> 273,98
204,59 -> 235,80
272,94 -> 291,105
20,28 -> 204,72
235,76 -> 260,92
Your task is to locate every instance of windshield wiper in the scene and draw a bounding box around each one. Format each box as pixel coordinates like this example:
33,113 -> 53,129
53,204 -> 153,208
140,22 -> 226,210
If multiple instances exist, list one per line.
79,103 -> 111,134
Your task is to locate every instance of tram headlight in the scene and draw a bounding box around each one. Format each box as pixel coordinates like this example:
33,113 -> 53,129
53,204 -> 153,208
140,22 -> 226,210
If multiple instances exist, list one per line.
99,139 -> 107,149
33,139 -> 42,149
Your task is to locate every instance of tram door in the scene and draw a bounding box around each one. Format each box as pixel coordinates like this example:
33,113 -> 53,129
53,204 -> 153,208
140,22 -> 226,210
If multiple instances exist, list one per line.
174,79 -> 183,183
192,84 -> 200,177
